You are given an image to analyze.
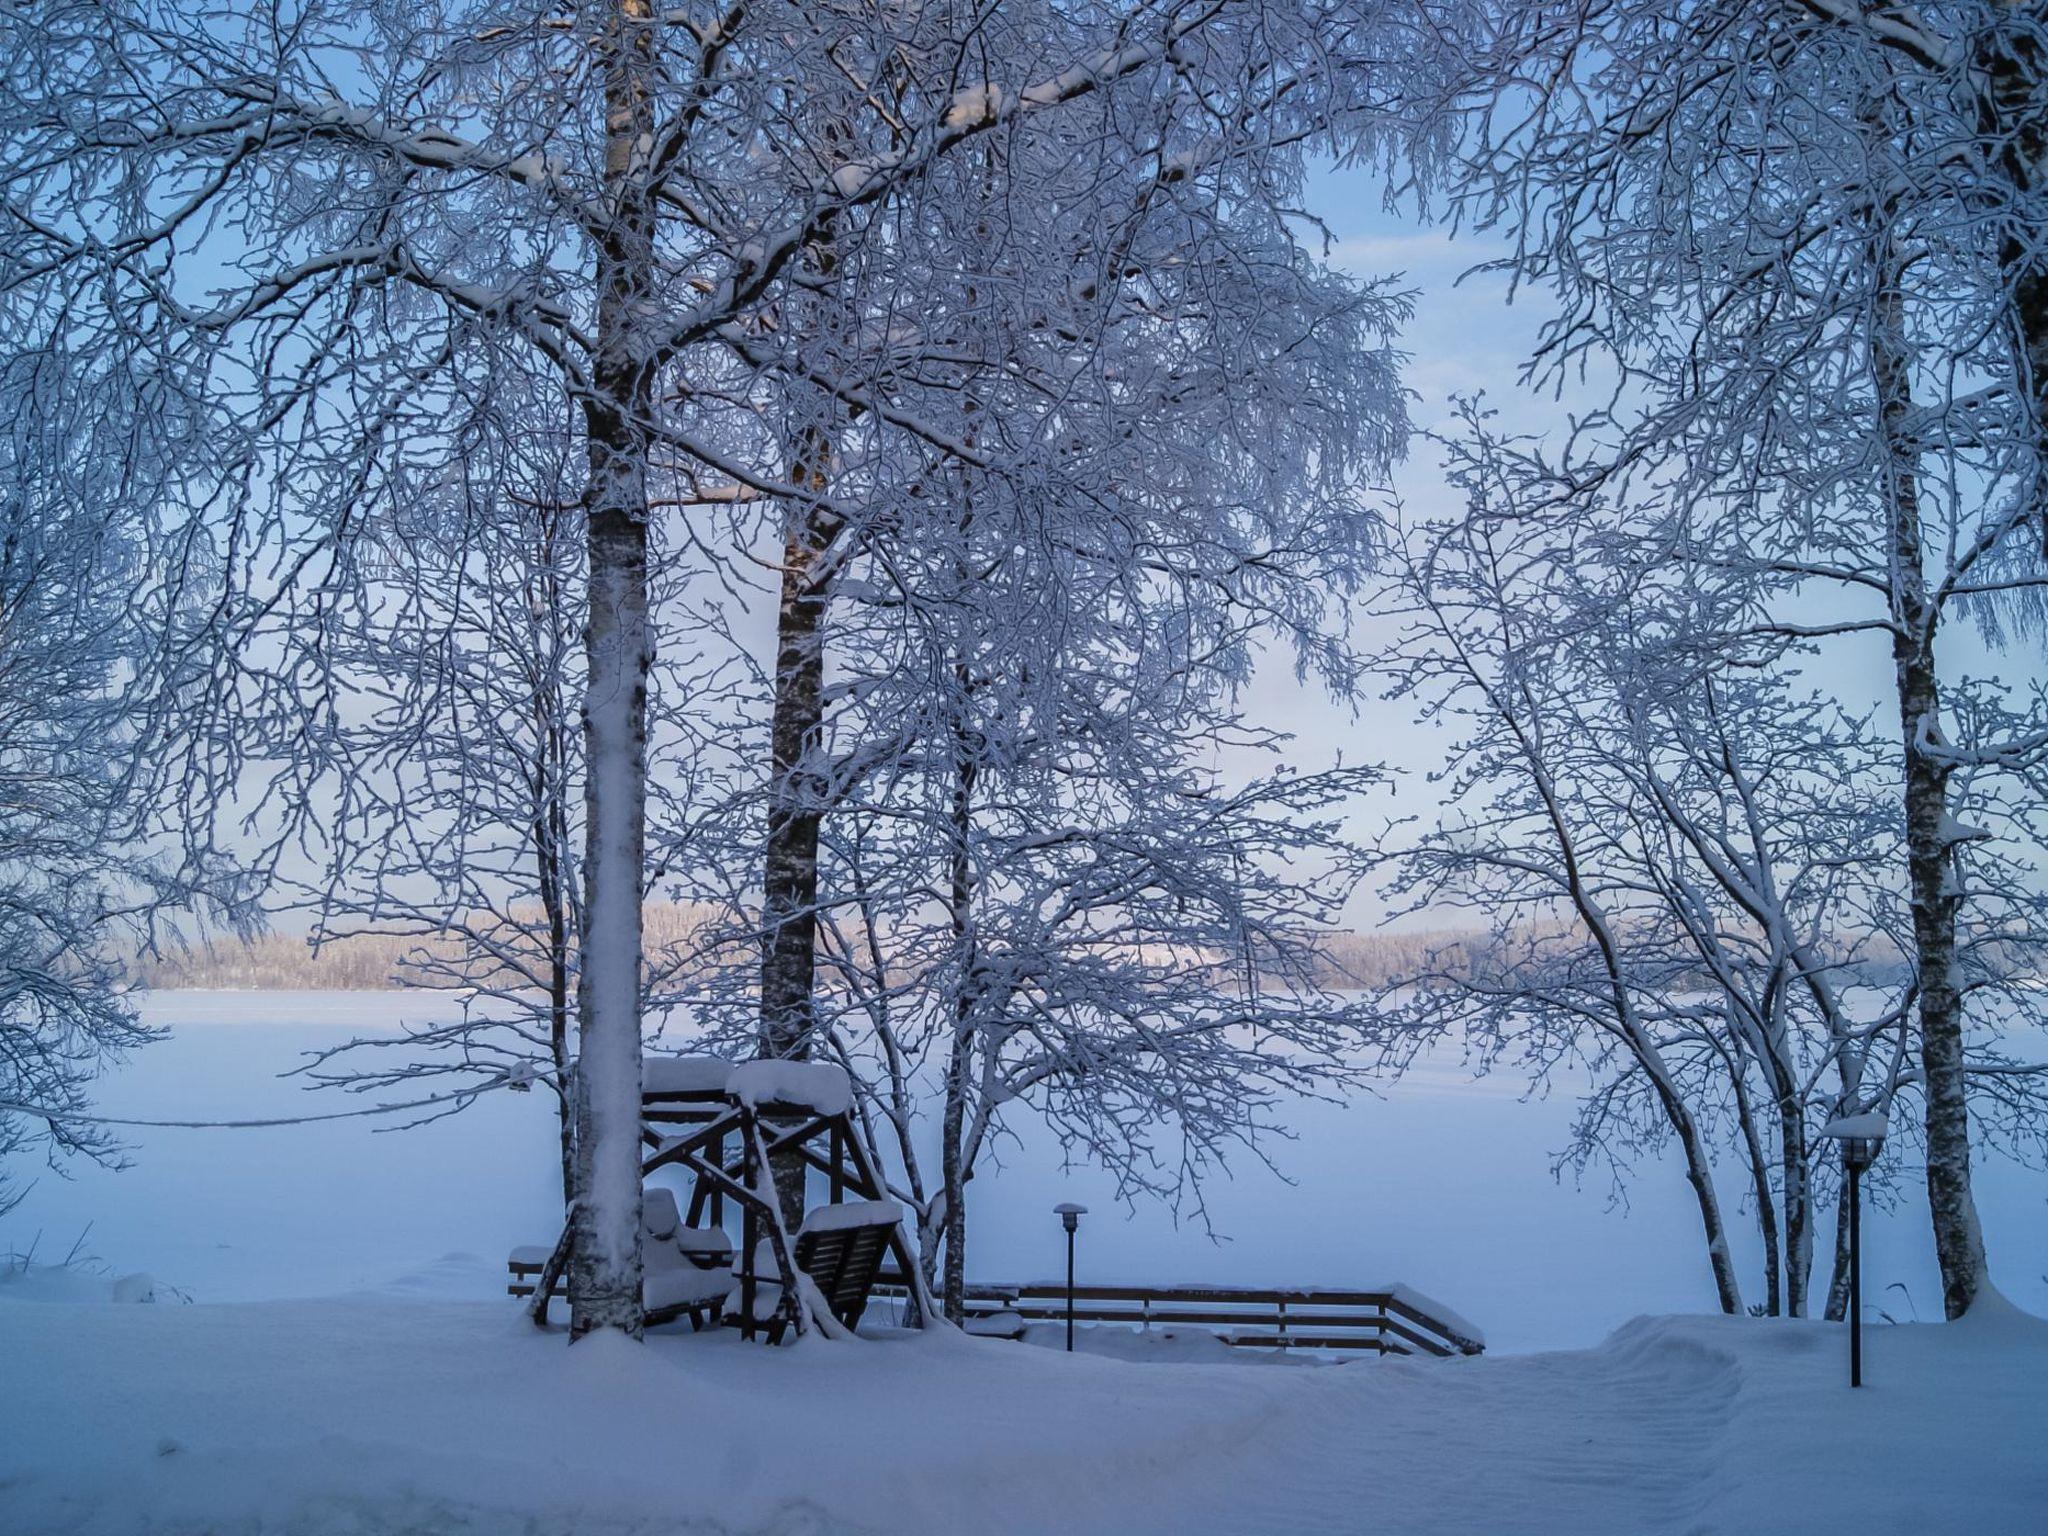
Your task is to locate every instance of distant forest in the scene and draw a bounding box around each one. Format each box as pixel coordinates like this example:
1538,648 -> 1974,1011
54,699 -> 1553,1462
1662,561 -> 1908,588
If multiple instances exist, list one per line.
131,912 -> 1965,996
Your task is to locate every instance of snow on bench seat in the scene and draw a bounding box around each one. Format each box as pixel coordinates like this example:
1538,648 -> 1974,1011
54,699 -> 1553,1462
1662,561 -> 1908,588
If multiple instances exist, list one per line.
727,1058 -> 852,1116
798,1198 -> 901,1236
646,1266 -> 735,1314
676,1225 -> 734,1259
507,1245 -> 554,1270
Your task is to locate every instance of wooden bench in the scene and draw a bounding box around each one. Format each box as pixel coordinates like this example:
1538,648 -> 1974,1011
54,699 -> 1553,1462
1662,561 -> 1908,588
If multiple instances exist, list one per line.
508,1247 -> 734,1330
730,1200 -> 903,1343
510,1198 -> 904,1339
874,1277 -> 1485,1357
510,1189 -> 736,1329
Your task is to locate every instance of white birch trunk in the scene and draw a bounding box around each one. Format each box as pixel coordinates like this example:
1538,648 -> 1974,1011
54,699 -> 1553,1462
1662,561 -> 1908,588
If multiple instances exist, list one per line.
567,0 -> 657,1340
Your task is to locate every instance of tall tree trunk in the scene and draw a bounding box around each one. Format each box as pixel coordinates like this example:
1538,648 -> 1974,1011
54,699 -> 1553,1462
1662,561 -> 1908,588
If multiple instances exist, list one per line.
568,0 -> 656,1341
1541,768 -> 1743,1313
938,1035 -> 971,1321
757,446 -> 840,1226
757,500 -> 838,1063
938,707 -> 979,1322
1871,224 -> 1989,1320
570,457 -> 651,1338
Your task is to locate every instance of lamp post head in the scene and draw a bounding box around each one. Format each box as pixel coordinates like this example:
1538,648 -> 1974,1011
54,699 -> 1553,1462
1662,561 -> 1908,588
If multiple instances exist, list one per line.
1054,1201 -> 1088,1234
1820,1111 -> 1889,1174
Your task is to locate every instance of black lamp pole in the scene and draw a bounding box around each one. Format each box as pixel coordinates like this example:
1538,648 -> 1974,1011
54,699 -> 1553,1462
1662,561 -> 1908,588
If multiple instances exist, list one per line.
1055,1203 -> 1086,1353
1849,1155 -> 1863,1389
1823,1115 -> 1884,1390
1065,1224 -> 1076,1351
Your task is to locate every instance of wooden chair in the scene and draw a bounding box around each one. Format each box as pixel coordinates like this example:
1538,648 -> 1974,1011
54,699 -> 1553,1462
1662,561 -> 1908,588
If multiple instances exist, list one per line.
794,1200 -> 900,1331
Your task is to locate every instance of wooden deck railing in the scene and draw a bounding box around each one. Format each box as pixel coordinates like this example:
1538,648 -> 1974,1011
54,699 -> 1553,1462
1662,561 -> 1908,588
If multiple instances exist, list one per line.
873,1275 -> 1484,1357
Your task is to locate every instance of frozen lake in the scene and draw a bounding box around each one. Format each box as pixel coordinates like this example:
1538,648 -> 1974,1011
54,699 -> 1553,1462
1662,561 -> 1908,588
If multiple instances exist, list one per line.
6,990 -> 2044,1351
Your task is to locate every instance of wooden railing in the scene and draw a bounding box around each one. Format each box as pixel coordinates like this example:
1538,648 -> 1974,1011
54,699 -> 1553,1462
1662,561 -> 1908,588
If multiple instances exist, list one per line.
873,1275 -> 1484,1357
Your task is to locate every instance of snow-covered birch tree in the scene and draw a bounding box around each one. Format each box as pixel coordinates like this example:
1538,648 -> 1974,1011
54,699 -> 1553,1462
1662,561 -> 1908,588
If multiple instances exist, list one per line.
1428,0 -> 2048,1319
3,0 -> 1461,1336
1376,405 -> 2048,1318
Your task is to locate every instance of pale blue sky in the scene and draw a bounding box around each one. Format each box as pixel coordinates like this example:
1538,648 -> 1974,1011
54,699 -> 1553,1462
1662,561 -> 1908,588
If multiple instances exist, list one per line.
1260,164 -> 2031,927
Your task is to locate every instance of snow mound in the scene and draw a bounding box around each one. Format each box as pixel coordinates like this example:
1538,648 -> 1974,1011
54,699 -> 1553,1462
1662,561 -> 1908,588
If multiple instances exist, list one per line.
3,1297 -> 2043,1535
1019,1320 -> 1243,1364
368,1252 -> 501,1299
0,1261 -> 170,1305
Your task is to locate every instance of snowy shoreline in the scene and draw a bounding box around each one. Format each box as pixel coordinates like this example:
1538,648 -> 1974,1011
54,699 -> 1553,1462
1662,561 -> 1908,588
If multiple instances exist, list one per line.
9,991 -> 2048,1349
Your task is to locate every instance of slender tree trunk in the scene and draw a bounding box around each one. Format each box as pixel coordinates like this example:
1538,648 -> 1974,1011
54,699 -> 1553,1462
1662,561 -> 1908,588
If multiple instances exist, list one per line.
1545,773 -> 1742,1312
1669,1088 -> 1746,1315
549,918 -> 575,1209
938,712 -> 979,1322
938,1039 -> 971,1321
1777,1089 -> 1811,1317
917,1198 -> 947,1294
534,619 -> 576,1212
1727,1051 -> 1781,1315
1871,224 -> 1989,1320
757,447 -> 840,1225
568,0 -> 656,1341
753,131 -> 849,1220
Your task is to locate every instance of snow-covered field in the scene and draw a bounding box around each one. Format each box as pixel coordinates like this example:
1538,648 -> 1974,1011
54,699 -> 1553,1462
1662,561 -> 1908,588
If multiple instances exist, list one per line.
7,991 -> 2045,1345
3,1278 -> 2044,1535
6,991 -> 2048,1535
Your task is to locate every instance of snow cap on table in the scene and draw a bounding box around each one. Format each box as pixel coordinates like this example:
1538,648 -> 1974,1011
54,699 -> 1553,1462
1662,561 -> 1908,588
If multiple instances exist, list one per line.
641,1054 -> 735,1096
727,1058 -> 852,1116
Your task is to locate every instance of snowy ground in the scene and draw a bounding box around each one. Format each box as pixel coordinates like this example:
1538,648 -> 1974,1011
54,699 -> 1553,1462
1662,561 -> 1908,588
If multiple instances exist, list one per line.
2,1278 -> 2044,1536
6,991 -> 2045,1347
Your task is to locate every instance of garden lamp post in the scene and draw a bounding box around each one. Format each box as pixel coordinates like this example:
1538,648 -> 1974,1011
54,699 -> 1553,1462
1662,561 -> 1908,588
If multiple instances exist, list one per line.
1055,1202 -> 1088,1352
1820,1112 -> 1889,1388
